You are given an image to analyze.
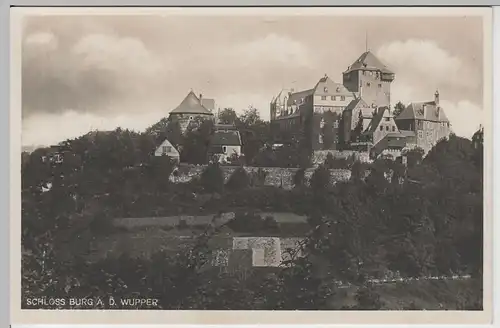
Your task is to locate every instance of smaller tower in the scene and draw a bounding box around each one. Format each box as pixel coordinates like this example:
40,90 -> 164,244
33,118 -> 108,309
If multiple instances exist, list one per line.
434,89 -> 440,106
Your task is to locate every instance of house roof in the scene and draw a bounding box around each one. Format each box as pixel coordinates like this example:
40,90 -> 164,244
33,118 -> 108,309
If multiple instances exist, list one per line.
201,98 -> 215,112
211,130 -> 242,146
395,101 -> 449,122
365,106 -> 390,134
344,98 -> 373,118
214,123 -> 238,131
344,51 -> 394,74
399,130 -> 416,138
169,91 -> 214,115
156,138 -> 180,156
370,133 -> 407,158
313,75 -> 352,95
287,89 -> 315,106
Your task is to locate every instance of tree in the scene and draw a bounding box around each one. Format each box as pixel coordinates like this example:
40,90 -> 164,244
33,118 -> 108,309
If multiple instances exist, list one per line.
165,120 -> 183,148
225,167 -> 250,191
403,147 -> 425,167
180,120 -> 214,165
393,101 -> 406,118
217,108 -> 239,125
310,165 -> 331,193
199,162 -> 225,194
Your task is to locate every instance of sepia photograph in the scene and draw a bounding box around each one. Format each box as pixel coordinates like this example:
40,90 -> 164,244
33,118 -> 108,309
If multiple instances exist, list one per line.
11,6 -> 492,325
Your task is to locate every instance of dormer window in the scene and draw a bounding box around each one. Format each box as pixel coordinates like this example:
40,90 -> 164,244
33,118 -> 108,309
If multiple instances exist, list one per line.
336,87 -> 341,92
324,87 -> 328,93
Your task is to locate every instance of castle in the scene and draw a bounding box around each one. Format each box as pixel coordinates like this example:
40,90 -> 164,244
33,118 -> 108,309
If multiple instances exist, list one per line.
270,50 -> 451,160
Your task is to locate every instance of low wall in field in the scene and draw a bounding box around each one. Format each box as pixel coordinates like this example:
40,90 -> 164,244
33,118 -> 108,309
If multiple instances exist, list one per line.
170,165 -> 352,189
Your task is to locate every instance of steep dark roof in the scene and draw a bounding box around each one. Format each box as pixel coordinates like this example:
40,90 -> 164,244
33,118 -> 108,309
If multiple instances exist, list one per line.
344,98 -> 370,112
211,130 -> 241,146
287,89 -> 315,106
170,91 -> 214,115
365,107 -> 389,134
345,51 -> 394,74
395,101 -> 449,122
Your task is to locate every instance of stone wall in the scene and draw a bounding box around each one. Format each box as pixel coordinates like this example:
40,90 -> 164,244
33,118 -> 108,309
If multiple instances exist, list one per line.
170,165 -> 352,189
312,150 -> 371,165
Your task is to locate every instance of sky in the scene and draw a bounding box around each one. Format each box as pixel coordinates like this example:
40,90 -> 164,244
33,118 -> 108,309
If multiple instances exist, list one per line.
20,12 -> 486,147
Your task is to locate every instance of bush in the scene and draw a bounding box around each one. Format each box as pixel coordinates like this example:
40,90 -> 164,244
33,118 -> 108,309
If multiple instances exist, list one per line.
226,211 -> 279,233
200,162 -> 224,193
310,165 -> 331,192
250,168 -> 268,187
226,167 -> 250,191
293,168 -> 306,188
176,219 -> 189,230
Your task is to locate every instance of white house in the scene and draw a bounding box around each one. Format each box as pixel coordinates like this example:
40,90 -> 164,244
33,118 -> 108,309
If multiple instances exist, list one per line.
209,130 -> 242,163
154,139 -> 180,162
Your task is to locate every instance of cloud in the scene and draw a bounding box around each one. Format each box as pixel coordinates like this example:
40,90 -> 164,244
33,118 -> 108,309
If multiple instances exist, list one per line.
230,33 -> 313,68
377,39 -> 480,90
24,31 -> 58,48
440,100 -> 483,139
72,33 -> 165,78
22,110 -> 166,147
22,31 -> 170,118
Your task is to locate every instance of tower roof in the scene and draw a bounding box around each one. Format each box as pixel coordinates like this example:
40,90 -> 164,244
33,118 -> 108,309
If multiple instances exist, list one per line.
169,91 -> 214,115
344,51 -> 394,74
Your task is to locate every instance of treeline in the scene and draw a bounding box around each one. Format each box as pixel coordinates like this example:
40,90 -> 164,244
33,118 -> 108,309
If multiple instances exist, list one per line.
21,127 -> 484,310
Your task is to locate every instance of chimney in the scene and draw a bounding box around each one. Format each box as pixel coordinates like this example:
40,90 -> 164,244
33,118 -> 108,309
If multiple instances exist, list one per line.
199,94 -> 203,102
434,89 -> 439,106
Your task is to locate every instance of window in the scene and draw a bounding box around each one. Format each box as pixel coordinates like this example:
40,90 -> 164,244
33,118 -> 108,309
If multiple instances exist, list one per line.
162,146 -> 167,154
392,126 -> 396,132
222,146 -> 227,153
367,82 -> 371,87
378,84 -> 382,88
331,96 -> 336,101
189,116 -> 194,120
385,126 -> 389,131
321,96 -> 327,100
166,146 -> 172,153
324,87 -> 328,93
318,134 -> 323,144
335,135 -> 339,143
385,117 -> 390,121
418,130 -> 423,139
379,126 -> 383,131
340,96 -> 345,101
333,121 -> 339,128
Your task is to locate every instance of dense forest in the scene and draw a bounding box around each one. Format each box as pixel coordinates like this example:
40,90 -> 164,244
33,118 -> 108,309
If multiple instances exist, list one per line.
21,116 -> 484,310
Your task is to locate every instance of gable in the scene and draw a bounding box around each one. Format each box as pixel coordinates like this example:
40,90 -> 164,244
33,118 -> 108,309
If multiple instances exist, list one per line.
313,76 -> 351,96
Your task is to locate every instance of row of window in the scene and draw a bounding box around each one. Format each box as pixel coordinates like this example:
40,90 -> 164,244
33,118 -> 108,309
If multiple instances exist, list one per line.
320,120 -> 340,129
318,135 -> 340,144
320,95 -> 346,101
379,125 -> 396,132
360,82 -> 383,88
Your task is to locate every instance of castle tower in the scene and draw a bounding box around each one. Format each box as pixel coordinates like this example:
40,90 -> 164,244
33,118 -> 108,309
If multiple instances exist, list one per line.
342,50 -> 395,109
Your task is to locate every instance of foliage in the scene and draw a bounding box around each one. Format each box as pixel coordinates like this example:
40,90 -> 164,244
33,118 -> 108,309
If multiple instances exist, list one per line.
249,168 -> 268,187
310,165 -> 331,193
293,168 -> 306,188
393,101 -> 406,118
21,124 -> 483,310
403,147 -> 425,167
226,211 -> 279,233
225,167 -> 250,191
180,119 -> 215,164
217,108 -> 238,125
200,162 -> 225,194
